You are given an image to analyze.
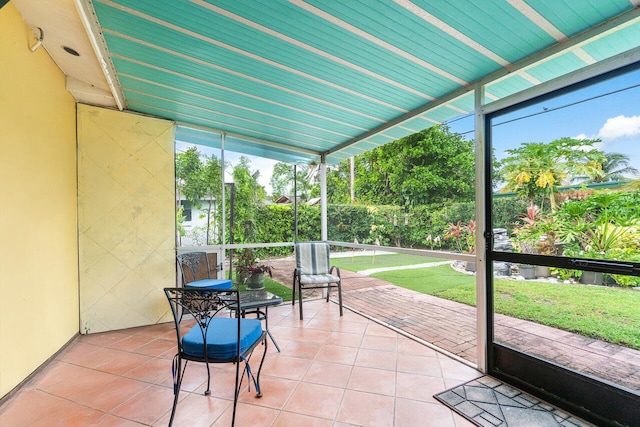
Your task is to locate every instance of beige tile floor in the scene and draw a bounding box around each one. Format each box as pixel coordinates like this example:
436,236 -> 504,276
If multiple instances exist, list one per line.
0,299 -> 479,426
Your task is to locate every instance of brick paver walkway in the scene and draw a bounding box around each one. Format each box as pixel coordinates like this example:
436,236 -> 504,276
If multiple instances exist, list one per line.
268,258 -> 640,392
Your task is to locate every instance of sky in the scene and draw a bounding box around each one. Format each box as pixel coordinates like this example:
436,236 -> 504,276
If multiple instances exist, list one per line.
176,140 -> 279,194
177,66 -> 640,196
449,67 -> 640,175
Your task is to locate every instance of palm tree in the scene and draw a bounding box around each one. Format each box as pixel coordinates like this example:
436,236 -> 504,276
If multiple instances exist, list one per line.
574,152 -> 638,183
269,162 -> 319,201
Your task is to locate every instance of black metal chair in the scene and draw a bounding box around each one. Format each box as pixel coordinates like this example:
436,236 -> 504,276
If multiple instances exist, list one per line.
292,242 -> 343,320
177,252 -> 232,290
164,287 -> 267,427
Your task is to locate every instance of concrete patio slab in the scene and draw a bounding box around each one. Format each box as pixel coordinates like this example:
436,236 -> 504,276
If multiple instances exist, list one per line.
268,258 -> 640,392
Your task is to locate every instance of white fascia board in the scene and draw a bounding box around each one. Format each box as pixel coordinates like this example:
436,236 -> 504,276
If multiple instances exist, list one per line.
482,45 -> 640,115
176,122 -> 321,159
74,0 -> 126,110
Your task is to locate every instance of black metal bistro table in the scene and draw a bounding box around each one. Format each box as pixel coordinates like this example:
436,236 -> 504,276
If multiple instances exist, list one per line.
228,290 -> 283,352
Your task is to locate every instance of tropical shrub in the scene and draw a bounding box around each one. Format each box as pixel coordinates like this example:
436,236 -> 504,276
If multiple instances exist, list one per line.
297,204 -> 321,241
327,204 -> 371,243
493,197 -> 528,233
444,220 -> 476,253
404,204 -> 448,249
553,191 -> 640,285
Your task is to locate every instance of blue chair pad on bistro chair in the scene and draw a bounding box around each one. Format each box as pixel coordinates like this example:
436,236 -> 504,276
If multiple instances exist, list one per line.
185,279 -> 233,290
182,318 -> 263,359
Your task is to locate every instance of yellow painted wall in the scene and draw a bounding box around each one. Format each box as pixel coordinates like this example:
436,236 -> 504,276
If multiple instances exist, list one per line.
77,105 -> 175,333
0,3 -> 79,397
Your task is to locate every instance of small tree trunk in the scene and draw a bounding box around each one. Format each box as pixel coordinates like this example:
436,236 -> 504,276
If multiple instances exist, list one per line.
177,189 -> 182,247
206,199 -> 212,245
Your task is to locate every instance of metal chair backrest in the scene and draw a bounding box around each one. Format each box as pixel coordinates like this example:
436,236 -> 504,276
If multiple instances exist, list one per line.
295,242 -> 331,275
177,252 -> 211,285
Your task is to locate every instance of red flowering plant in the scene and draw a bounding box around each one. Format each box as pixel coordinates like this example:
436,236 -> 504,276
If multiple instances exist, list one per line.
444,220 -> 476,254
235,248 -> 272,281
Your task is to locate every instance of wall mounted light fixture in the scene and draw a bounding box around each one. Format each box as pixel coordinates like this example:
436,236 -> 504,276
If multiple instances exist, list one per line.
29,27 -> 43,52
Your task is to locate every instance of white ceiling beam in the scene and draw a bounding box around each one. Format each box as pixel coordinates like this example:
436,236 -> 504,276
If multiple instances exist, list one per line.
506,0 -> 566,42
325,87 -> 474,156
506,0 -> 597,65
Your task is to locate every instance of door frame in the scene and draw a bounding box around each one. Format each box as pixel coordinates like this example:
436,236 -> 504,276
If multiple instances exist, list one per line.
483,61 -> 640,426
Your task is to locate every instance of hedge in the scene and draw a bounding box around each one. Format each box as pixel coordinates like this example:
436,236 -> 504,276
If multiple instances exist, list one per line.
251,196 -> 526,257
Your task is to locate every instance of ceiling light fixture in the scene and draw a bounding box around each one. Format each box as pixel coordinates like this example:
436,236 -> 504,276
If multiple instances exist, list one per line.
62,46 -> 80,56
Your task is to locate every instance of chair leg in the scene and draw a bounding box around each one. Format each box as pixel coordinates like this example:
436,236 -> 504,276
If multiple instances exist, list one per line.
338,281 -> 344,316
291,272 -> 297,306
298,283 -> 304,320
325,284 -> 330,302
169,386 -> 181,426
204,362 -> 211,395
251,337 -> 268,398
231,358 -> 241,427
169,355 -> 184,427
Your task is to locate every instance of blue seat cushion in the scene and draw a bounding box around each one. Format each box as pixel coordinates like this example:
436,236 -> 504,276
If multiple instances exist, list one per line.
185,279 -> 233,290
182,318 -> 263,359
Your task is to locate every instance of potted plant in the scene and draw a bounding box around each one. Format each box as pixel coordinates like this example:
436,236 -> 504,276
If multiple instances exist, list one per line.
515,241 -> 537,280
235,248 -> 273,290
533,233 -> 557,277
579,269 -> 604,286
512,207 -> 540,279
512,206 -> 558,278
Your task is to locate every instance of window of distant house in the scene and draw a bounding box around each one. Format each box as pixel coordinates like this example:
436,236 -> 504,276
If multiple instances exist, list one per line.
181,201 -> 192,222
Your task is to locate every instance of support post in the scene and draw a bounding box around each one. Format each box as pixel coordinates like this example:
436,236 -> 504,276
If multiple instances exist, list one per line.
227,182 -> 235,281
474,84 -> 488,373
320,155 -> 328,241
350,156 -> 355,203
294,164 -> 298,243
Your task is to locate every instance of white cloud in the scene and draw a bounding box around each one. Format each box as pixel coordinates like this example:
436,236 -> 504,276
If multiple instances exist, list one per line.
598,115 -> 640,140
250,157 -> 278,193
225,153 -> 278,194
176,141 -> 279,194
571,133 -> 603,151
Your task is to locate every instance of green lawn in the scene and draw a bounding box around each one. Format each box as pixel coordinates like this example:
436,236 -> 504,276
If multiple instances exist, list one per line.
331,253 -> 441,272
371,265 -> 640,350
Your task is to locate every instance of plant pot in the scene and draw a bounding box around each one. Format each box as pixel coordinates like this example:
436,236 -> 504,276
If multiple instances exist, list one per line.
245,272 -> 265,290
237,271 -> 249,284
519,264 -> 536,280
535,265 -> 550,278
580,271 -> 603,286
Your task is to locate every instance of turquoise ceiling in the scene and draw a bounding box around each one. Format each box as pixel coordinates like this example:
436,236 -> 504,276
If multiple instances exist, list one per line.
91,0 -> 640,164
